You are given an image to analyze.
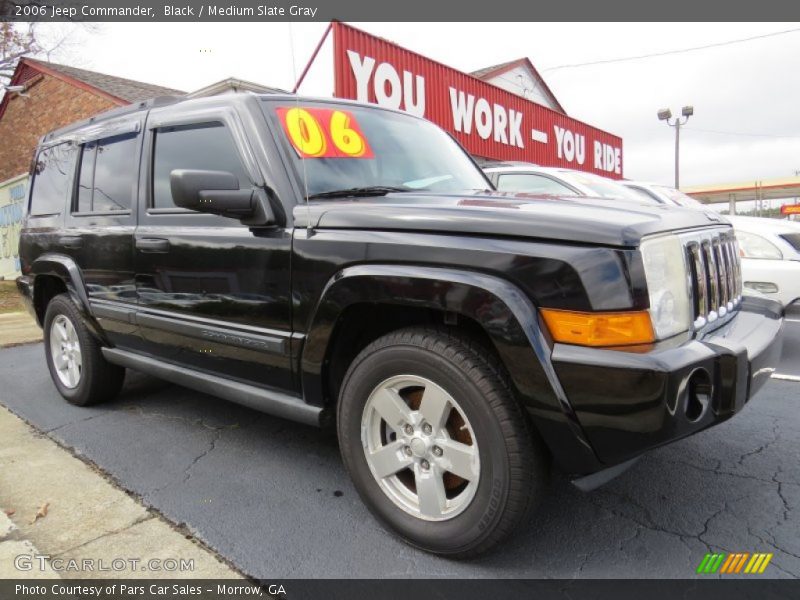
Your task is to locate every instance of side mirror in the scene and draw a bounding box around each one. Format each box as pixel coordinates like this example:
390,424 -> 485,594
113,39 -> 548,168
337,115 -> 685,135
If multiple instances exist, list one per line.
170,169 -> 253,218
170,169 -> 275,224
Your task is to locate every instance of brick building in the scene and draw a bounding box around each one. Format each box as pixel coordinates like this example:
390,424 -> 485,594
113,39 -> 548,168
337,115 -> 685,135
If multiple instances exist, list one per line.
0,58 -> 183,278
0,58 -> 184,182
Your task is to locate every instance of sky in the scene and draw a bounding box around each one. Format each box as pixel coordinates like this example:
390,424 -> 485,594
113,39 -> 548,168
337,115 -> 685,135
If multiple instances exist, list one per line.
29,21 -> 800,189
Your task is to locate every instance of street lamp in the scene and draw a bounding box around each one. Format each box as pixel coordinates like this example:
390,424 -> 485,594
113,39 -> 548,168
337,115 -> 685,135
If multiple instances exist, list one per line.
658,105 -> 694,189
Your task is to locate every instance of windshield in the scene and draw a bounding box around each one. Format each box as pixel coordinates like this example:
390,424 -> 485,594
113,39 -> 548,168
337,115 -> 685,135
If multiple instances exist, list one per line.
652,185 -> 705,209
265,101 -> 490,198
559,170 -> 658,204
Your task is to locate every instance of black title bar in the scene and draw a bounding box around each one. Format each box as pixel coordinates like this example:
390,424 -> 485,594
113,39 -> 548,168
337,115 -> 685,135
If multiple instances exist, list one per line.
3,0 -> 800,21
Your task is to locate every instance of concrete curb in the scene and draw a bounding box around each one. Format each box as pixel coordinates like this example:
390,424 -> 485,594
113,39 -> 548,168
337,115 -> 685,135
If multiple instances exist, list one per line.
0,406 -> 244,580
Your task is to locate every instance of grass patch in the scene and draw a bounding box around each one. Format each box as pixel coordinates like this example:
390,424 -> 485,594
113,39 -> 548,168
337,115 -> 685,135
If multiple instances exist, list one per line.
0,280 -> 25,315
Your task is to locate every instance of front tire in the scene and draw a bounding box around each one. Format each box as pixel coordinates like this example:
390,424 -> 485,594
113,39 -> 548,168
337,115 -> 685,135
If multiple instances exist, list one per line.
43,294 -> 125,406
337,327 -> 547,558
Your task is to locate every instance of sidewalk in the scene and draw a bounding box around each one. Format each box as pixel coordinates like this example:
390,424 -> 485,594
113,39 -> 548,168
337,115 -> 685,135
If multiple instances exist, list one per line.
0,511 -> 59,579
0,311 -> 42,347
0,405 -> 242,579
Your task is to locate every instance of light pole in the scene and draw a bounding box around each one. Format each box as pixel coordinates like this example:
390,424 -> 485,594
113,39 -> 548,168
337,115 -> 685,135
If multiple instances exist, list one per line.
658,106 -> 693,189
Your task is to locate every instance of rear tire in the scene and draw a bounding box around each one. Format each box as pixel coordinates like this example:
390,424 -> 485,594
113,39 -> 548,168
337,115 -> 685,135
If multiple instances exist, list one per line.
43,294 -> 125,406
337,327 -> 547,558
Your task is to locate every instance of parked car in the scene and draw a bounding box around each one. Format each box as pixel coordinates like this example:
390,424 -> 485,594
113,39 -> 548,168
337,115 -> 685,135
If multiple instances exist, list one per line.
622,181 -> 706,209
18,94 -> 784,557
727,216 -> 800,307
484,163 -> 657,204
623,182 -> 800,307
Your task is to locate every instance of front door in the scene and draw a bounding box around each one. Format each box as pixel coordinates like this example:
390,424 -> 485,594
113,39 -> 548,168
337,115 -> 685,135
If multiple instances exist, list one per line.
133,104 -> 293,391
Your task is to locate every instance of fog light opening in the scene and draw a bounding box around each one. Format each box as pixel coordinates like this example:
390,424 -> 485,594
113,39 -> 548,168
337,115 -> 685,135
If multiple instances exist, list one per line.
686,368 -> 712,422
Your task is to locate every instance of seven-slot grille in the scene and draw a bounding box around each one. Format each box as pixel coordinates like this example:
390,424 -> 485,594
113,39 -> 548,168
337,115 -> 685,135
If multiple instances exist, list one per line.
682,228 -> 743,329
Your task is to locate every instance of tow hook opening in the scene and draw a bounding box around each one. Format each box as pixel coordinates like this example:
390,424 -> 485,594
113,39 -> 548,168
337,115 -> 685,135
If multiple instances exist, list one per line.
685,368 -> 712,422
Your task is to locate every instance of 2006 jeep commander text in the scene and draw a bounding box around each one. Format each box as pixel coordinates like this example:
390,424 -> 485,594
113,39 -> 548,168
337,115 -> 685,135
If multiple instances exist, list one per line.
17,94 -> 784,557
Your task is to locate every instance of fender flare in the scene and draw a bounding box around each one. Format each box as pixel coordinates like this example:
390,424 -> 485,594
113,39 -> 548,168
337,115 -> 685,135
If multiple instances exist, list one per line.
30,253 -> 107,342
302,264 -> 601,473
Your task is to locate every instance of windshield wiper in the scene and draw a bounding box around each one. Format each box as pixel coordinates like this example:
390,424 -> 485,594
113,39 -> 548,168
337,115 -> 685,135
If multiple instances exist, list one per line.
306,186 -> 411,200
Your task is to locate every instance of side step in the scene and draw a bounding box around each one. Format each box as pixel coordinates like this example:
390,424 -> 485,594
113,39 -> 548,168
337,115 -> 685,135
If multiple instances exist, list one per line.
102,348 -> 321,427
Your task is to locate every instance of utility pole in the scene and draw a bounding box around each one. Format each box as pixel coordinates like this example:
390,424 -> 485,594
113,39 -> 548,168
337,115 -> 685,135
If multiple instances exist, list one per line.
657,106 -> 694,189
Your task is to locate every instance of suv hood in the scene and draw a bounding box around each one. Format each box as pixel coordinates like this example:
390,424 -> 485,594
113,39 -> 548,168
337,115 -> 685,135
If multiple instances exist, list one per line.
293,190 -> 728,247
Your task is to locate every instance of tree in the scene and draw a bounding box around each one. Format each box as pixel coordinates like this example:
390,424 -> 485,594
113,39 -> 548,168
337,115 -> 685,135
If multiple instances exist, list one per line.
1,22 -> 40,84
1,19 -> 93,89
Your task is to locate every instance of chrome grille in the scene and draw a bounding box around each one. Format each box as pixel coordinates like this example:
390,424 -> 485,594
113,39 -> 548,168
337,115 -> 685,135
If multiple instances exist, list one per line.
681,228 -> 742,329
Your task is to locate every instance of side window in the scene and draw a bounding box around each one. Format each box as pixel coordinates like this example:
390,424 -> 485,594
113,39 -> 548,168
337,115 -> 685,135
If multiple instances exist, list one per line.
75,133 -> 137,213
29,143 -> 78,216
496,173 -> 576,195
152,123 -> 250,209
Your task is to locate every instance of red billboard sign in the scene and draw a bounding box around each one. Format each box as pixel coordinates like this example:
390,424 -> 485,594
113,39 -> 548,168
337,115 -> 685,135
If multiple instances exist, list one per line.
332,22 -> 624,178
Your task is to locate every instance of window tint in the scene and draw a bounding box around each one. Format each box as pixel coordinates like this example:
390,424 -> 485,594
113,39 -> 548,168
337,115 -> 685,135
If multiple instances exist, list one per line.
76,134 -> 137,213
152,123 -> 249,209
29,143 -> 77,216
781,233 -> 800,252
496,173 -> 575,195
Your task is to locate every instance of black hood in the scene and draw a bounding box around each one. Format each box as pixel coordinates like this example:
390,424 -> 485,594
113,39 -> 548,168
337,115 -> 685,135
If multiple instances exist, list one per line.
292,190 -> 728,247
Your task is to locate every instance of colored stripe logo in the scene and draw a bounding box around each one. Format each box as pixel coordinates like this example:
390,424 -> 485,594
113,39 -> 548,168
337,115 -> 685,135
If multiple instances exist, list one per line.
696,552 -> 773,574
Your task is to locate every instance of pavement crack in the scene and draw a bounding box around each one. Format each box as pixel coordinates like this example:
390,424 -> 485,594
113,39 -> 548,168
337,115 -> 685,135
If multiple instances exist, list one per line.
53,514 -> 154,556
747,527 -> 800,577
736,419 -> 781,468
772,467 -> 791,524
44,412 -> 108,434
144,423 -> 232,500
181,428 -> 223,485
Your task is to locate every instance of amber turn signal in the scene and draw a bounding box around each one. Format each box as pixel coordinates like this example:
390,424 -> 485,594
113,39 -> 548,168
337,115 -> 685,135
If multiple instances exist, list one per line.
540,308 -> 655,347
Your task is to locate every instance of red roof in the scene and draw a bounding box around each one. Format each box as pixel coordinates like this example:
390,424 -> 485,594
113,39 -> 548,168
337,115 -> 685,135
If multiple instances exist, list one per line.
0,58 -> 183,122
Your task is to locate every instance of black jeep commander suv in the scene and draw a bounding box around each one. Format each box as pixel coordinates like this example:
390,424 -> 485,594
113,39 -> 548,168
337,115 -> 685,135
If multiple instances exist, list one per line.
17,93 -> 784,557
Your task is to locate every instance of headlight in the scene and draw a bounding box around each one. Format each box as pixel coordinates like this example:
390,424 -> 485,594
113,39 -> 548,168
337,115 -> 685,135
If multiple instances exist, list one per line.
640,234 -> 693,339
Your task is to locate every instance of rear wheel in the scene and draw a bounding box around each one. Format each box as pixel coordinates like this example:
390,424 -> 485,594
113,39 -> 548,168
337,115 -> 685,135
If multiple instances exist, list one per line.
43,294 -> 125,406
337,327 -> 547,557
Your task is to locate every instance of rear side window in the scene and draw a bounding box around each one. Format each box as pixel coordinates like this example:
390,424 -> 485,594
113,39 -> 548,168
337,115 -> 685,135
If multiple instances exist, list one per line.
780,233 -> 800,252
496,173 -> 576,195
151,123 -> 249,209
76,133 -> 138,213
29,143 -> 78,216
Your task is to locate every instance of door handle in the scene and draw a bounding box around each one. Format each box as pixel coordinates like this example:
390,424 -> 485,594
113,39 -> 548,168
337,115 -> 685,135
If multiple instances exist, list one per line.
135,238 -> 170,253
58,236 -> 82,249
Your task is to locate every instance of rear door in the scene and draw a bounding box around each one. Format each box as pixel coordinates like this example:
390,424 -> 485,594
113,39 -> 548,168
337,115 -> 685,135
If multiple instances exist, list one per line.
133,102 -> 294,390
60,121 -> 142,348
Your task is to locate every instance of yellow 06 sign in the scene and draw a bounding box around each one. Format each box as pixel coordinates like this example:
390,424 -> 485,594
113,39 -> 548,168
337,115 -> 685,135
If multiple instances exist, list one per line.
278,107 -> 374,159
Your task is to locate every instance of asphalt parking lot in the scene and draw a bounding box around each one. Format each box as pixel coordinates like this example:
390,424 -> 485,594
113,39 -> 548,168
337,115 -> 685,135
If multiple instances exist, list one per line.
1,320 -> 798,579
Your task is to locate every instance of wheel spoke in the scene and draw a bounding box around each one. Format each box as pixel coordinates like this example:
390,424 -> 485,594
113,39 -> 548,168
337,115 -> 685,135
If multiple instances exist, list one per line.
370,387 -> 413,431
56,321 -> 68,342
368,440 -> 413,479
68,361 -> 80,387
65,320 -> 76,342
437,439 -> 479,481
73,349 -> 82,368
415,467 -> 447,519
53,352 -> 67,369
418,384 -> 451,430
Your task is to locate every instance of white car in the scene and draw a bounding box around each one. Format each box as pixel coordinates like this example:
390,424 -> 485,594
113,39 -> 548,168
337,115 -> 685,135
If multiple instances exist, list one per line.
622,181 -> 706,209
728,216 -> 800,308
483,163 -> 657,205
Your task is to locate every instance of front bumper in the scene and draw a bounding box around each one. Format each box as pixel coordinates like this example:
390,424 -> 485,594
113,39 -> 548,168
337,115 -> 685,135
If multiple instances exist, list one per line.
552,296 -> 784,467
